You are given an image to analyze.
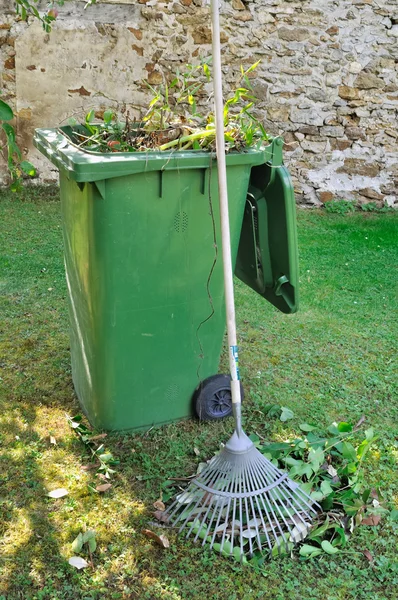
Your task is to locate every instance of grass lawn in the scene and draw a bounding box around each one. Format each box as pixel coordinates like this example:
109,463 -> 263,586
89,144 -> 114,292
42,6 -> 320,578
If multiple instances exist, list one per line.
0,188 -> 397,600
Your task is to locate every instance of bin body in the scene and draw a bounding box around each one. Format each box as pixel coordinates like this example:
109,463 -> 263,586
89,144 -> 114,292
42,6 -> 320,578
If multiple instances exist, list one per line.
34,128 -> 274,430
61,164 -> 251,430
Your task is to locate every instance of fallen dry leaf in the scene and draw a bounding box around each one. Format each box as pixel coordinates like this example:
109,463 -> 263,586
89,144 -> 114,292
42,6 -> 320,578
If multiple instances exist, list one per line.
48,488 -> 68,499
361,514 -> 381,526
154,510 -> 169,523
96,483 -> 112,493
153,500 -> 166,511
362,550 -> 374,562
69,556 -> 89,570
193,447 -> 200,456
327,465 -> 338,478
81,463 -> 100,471
354,415 -> 366,430
49,436 -> 57,445
89,433 -> 108,441
142,529 -> 170,548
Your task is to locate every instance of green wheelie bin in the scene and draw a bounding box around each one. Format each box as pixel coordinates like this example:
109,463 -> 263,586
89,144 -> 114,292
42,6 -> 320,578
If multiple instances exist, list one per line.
34,128 -> 298,431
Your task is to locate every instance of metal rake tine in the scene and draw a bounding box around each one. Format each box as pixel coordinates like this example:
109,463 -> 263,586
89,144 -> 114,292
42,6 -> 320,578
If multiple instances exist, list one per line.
254,457 -> 304,547
239,474 -> 245,559
277,482 -> 314,523
242,464 -> 255,556
228,464 -> 241,557
246,457 -> 268,552
209,461 -> 236,550
250,455 -> 289,550
188,458 -> 231,537
185,463 -> 227,539
201,493 -> 226,547
218,496 -> 233,553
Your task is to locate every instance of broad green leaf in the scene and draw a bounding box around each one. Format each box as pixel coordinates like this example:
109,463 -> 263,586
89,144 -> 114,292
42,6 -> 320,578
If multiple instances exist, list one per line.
88,537 -> 97,553
261,442 -> 290,458
82,530 -> 96,544
0,99 -> 14,121
245,60 -> 261,74
327,424 -> 340,436
337,422 -> 353,432
220,540 -> 232,556
365,427 -> 374,441
71,533 -> 84,553
271,537 -> 292,557
299,543 -> 322,557
86,109 -> 95,123
299,482 -> 313,495
233,546 -> 243,562
362,488 -> 371,503
320,480 -> 334,497
280,407 -> 294,422
103,110 -> 114,124
299,423 -> 317,432
99,453 -> 113,463
308,518 -> 332,540
311,491 -> 324,502
334,526 -> 347,548
389,509 -> 398,522
70,414 -> 83,422
2,122 -> 16,141
20,160 -> 36,177
356,439 -> 369,460
284,456 -> 302,467
290,463 -> 313,478
308,447 -> 325,471
341,442 -> 357,462
321,540 -> 339,554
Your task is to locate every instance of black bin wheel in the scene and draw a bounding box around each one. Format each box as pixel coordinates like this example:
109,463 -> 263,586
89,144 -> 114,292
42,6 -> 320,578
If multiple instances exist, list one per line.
194,374 -> 244,421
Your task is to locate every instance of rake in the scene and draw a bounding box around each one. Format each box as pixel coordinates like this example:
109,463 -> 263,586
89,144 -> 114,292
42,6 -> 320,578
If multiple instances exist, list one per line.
163,0 -> 320,558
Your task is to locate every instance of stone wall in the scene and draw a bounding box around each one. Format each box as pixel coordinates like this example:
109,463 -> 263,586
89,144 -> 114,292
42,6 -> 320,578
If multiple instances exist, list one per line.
0,0 -> 397,206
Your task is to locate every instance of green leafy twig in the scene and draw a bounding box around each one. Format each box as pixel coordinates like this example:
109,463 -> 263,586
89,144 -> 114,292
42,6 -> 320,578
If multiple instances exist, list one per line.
0,100 -> 36,191
66,414 -> 119,479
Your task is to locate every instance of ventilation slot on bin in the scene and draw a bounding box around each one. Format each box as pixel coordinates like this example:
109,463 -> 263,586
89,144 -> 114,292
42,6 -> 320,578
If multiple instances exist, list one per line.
174,211 -> 188,233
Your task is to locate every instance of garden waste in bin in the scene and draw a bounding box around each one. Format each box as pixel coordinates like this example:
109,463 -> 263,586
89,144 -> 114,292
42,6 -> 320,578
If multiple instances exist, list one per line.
34,128 -> 298,431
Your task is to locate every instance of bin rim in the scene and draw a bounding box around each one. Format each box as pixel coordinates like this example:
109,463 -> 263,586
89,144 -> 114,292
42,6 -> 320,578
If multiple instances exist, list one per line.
34,126 -> 275,182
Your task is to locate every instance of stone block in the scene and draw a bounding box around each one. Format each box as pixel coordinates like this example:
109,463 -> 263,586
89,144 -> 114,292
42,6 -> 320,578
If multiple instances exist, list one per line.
4,56 -> 15,69
233,12 -> 253,22
298,125 -> 319,135
354,72 -> 384,90
359,188 -> 384,200
320,126 -> 345,137
268,106 -> 291,122
336,158 -> 380,177
319,191 -> 334,203
277,27 -> 310,42
127,27 -> 142,40
291,107 -> 324,126
345,127 -> 367,140
338,86 -> 360,100
300,139 -> 327,153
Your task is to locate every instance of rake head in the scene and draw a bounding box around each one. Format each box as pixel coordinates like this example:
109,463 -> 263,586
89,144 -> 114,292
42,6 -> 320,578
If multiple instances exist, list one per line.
164,430 -> 320,559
